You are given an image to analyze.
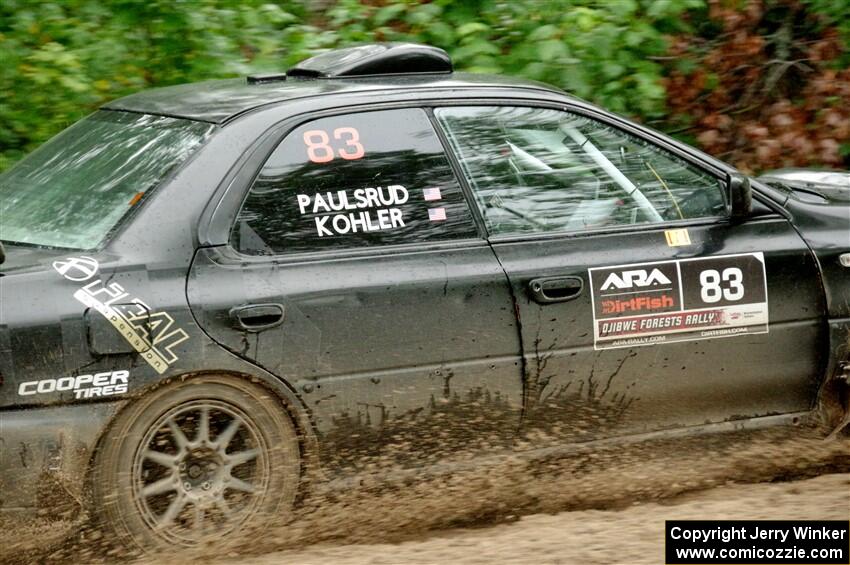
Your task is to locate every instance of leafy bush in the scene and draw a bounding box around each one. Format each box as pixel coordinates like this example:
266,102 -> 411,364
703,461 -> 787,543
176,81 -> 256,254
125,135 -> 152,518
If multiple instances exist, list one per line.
665,0 -> 850,171
0,0 -> 317,169
0,0 -> 847,173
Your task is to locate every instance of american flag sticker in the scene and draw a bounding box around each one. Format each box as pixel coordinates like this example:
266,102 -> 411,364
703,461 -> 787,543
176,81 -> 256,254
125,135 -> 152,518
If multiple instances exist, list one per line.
422,187 -> 442,201
428,207 -> 447,222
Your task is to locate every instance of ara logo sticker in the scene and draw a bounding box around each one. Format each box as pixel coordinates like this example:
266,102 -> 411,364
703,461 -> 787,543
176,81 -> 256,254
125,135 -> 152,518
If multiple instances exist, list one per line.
601,268 -> 672,291
52,256 -> 100,282
54,257 -> 189,374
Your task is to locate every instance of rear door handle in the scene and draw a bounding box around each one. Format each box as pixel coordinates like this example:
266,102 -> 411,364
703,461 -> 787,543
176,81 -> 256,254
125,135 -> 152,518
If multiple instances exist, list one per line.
229,303 -> 285,332
528,276 -> 583,304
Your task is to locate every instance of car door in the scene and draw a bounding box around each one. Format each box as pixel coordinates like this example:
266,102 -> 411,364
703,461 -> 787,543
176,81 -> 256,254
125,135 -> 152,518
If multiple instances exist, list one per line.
187,107 -> 523,469
434,105 -> 826,439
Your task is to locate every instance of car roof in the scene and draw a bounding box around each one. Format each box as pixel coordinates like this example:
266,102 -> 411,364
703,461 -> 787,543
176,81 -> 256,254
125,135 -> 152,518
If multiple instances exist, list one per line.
102,72 -> 566,125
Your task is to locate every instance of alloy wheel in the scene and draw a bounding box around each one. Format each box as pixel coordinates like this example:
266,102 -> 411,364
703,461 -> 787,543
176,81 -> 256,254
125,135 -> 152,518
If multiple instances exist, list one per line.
131,400 -> 270,543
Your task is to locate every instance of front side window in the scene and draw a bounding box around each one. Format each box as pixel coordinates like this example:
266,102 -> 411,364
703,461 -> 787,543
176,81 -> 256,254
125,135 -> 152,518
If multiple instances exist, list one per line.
435,107 -> 725,236
233,108 -> 476,255
0,111 -> 213,249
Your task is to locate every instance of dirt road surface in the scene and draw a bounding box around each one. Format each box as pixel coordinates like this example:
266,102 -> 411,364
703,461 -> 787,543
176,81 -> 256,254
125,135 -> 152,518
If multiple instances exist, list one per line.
229,473 -> 850,565
3,431 -> 848,564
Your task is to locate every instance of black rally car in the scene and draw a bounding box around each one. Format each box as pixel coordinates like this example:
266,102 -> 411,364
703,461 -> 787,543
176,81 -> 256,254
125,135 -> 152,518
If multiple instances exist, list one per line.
1,43 -> 849,548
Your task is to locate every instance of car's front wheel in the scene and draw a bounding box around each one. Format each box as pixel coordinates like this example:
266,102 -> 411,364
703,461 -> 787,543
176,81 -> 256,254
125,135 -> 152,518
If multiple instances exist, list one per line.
91,375 -> 300,551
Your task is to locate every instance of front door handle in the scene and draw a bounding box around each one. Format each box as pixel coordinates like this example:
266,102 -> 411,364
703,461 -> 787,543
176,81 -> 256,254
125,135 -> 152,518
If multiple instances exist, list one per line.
229,303 -> 285,332
528,276 -> 583,304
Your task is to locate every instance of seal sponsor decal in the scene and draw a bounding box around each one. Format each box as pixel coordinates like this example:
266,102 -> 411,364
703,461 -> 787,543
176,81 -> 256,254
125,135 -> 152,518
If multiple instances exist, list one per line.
52,256 -> 99,282
589,252 -> 768,350
53,257 -> 189,374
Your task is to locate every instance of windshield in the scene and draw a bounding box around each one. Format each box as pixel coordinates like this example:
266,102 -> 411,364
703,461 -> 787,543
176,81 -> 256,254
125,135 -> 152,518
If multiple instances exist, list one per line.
0,110 -> 213,249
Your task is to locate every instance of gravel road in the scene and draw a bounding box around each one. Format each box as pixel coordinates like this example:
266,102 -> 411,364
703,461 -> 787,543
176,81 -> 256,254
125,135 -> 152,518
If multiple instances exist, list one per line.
3,430 -> 848,564
230,472 -> 850,565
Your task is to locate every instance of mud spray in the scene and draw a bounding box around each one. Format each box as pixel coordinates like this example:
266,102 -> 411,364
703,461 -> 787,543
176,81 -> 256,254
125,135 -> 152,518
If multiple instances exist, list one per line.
1,416 -> 847,564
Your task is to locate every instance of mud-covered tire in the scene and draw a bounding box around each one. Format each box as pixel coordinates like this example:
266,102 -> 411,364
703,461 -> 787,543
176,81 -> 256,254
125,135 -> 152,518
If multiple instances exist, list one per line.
91,375 -> 300,552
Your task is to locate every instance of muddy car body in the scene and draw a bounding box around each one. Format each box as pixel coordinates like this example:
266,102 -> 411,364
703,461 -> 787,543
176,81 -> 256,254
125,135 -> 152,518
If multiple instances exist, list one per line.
1,44 -> 849,549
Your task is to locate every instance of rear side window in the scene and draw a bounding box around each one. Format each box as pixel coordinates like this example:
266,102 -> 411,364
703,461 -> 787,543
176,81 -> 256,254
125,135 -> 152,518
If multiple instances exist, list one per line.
233,108 -> 476,255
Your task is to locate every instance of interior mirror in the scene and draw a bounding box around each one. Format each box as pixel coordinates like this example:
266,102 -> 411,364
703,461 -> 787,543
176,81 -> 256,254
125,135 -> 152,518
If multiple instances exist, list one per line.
728,173 -> 753,220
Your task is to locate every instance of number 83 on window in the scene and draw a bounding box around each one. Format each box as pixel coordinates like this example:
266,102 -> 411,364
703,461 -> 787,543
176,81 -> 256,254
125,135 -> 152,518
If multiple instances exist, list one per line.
303,127 -> 365,163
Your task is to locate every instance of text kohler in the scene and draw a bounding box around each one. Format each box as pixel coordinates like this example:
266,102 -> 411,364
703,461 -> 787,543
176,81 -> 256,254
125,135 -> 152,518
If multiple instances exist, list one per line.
297,186 -> 409,237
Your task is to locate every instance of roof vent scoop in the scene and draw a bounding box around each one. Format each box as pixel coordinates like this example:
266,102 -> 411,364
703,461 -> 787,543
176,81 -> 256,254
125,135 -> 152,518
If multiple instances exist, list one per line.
286,43 -> 452,79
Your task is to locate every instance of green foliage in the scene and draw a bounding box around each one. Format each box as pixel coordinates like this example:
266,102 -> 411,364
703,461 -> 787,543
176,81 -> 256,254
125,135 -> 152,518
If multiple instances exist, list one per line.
0,0 -> 317,168
326,0 -> 704,117
804,0 -> 850,64
0,0 -> 847,171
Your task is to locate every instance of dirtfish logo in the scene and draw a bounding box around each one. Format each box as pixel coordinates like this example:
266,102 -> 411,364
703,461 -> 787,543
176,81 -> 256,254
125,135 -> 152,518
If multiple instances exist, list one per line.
601,268 -> 672,291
